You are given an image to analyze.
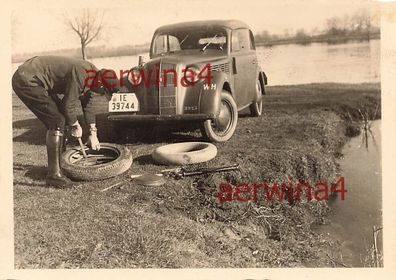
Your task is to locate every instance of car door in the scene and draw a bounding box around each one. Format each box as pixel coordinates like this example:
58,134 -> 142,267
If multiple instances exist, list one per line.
231,28 -> 257,108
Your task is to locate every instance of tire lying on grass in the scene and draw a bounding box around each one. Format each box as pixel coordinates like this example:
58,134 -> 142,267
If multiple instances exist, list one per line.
152,142 -> 217,165
61,143 -> 133,181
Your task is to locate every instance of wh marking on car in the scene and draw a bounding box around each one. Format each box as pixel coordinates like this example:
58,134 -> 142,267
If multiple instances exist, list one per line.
108,19 -> 268,142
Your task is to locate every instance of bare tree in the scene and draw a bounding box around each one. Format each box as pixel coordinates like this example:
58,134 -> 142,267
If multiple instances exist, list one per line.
64,9 -> 105,60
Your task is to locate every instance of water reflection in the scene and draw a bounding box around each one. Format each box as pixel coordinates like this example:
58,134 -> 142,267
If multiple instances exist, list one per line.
348,105 -> 379,150
360,118 -> 377,150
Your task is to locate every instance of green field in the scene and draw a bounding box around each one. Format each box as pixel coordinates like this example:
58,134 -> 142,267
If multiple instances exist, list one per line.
12,83 -> 380,268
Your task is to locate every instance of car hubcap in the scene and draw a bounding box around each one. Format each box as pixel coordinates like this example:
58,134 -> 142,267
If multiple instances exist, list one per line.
257,81 -> 263,113
212,99 -> 233,134
68,147 -> 119,167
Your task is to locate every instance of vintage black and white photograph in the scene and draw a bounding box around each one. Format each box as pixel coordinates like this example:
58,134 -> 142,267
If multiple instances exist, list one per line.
2,0 -> 393,275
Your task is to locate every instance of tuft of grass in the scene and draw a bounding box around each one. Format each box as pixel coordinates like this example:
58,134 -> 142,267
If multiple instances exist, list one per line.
13,83 -> 381,268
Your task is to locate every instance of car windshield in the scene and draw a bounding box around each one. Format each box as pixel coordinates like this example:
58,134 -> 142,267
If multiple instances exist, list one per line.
152,27 -> 227,56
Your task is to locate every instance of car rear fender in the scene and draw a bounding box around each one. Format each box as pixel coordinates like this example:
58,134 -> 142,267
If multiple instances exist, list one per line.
258,70 -> 267,95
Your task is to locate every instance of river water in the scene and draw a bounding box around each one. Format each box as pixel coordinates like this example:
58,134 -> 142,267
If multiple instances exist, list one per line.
316,120 -> 382,267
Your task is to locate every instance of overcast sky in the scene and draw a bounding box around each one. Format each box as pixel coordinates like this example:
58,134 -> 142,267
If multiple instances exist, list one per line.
11,0 -> 378,54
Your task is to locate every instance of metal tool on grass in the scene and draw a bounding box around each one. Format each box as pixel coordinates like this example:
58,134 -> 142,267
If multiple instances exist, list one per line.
100,181 -> 124,192
161,163 -> 240,179
101,164 -> 241,191
77,137 -> 88,161
130,163 -> 240,180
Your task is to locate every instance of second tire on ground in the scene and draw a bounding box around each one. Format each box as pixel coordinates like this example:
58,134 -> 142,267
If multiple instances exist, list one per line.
61,143 -> 133,181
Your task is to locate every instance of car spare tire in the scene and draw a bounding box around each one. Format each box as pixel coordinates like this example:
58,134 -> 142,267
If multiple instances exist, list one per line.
152,142 -> 217,165
61,143 -> 133,181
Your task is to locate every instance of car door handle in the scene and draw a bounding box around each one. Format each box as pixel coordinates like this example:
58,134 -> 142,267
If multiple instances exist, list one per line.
232,57 -> 237,74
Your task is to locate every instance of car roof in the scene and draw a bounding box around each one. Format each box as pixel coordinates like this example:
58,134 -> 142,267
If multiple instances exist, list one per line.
154,20 -> 251,33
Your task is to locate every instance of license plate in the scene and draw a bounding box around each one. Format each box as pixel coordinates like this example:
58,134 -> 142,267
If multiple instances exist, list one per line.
109,93 -> 139,112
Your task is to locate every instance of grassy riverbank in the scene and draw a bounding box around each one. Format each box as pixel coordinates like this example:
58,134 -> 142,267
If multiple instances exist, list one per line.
12,83 -> 380,268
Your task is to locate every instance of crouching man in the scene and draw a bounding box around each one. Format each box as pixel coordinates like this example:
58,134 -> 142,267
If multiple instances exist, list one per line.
12,55 -> 119,188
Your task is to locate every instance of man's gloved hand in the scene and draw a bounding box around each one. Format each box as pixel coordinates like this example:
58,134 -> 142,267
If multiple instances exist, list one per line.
70,121 -> 83,138
87,124 -> 100,150
87,134 -> 100,150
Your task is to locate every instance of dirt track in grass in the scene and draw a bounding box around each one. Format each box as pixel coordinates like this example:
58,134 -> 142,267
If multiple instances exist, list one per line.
12,83 -> 380,268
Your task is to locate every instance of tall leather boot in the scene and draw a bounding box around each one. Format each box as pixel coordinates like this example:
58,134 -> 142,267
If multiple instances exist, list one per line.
46,129 -> 74,188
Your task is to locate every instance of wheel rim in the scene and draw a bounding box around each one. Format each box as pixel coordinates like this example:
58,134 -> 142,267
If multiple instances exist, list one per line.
211,98 -> 234,136
67,147 -> 120,167
256,81 -> 263,114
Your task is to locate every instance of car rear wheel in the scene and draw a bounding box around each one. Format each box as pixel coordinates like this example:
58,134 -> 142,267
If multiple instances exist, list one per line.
250,80 -> 263,117
201,91 -> 238,143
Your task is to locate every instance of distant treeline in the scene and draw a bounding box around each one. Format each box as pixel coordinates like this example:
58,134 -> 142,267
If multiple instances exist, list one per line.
12,43 -> 150,63
255,11 -> 380,46
255,30 -> 380,47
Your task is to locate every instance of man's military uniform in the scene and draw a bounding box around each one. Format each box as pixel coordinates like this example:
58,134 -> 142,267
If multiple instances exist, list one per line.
12,56 -> 117,187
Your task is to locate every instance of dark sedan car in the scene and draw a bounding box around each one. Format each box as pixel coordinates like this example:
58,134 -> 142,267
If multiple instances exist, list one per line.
108,19 -> 267,142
